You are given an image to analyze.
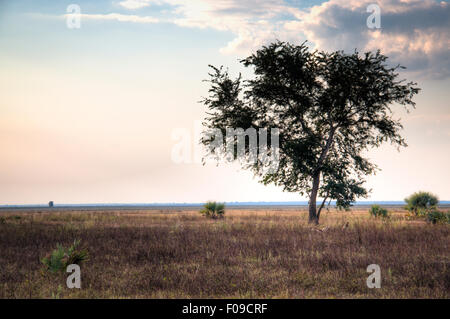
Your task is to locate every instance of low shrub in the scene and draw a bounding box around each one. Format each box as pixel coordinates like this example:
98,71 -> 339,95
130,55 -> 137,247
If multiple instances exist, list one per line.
426,210 -> 450,225
369,205 -> 389,218
404,191 -> 438,215
200,201 -> 225,219
41,239 -> 89,273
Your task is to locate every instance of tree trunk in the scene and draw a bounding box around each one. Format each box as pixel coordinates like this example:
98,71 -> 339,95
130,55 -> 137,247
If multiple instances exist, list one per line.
308,126 -> 336,225
308,172 -> 320,224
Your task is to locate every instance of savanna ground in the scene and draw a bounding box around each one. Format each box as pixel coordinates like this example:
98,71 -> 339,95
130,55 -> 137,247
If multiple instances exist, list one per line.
0,206 -> 449,299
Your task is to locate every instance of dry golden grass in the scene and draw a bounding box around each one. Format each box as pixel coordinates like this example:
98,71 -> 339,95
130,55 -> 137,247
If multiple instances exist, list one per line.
0,207 -> 448,298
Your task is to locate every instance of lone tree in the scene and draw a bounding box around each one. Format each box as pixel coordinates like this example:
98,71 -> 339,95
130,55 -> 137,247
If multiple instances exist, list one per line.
201,41 -> 420,224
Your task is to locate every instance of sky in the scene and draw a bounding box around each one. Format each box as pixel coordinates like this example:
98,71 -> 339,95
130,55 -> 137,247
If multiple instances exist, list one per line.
0,0 -> 449,204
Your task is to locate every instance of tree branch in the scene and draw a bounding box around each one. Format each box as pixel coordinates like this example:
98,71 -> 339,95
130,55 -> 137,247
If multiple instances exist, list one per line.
317,191 -> 329,219
316,126 -> 337,170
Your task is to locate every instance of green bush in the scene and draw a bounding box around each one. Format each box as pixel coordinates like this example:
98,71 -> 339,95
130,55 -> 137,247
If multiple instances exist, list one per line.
41,239 -> 89,273
369,205 -> 389,218
200,201 -> 225,219
426,210 -> 450,225
404,191 -> 438,215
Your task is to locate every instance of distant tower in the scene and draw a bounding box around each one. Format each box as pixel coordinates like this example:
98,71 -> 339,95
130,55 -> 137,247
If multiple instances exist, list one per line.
49,201 -> 54,208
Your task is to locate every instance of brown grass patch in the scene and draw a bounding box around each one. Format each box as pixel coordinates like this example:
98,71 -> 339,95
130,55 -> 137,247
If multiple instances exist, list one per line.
0,208 -> 448,298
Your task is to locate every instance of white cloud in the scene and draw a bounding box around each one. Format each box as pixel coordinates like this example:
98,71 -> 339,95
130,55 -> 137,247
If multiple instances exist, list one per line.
119,0 -> 153,10
74,13 -> 159,23
143,0 -> 304,54
89,0 -> 450,78
285,0 -> 450,79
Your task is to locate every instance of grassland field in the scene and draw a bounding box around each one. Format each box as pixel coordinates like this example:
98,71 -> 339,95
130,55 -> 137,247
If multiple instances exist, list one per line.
0,206 -> 449,298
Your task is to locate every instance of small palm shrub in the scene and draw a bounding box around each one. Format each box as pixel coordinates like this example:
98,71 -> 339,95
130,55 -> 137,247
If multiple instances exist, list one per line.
404,191 -> 438,215
200,201 -> 225,219
369,205 -> 389,218
426,210 -> 450,225
41,239 -> 89,273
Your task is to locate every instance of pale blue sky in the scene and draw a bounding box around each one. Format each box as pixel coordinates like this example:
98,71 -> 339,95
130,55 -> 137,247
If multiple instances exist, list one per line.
0,0 -> 449,204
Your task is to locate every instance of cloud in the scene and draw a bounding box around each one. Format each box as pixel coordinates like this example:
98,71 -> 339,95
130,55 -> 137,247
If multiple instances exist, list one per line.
72,12 -> 159,23
118,0 -> 153,10
126,0 -> 304,54
285,0 -> 450,79
88,0 -> 450,79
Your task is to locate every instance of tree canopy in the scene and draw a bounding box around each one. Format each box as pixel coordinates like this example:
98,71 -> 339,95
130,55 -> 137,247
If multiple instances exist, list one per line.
201,41 -> 420,224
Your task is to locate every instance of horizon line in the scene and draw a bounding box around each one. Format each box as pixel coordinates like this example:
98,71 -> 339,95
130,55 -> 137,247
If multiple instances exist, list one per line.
2,200 -> 450,208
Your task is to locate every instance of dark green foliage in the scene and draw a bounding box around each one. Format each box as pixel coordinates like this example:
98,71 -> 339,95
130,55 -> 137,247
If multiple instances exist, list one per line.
405,191 -> 439,215
426,210 -> 449,225
41,239 -> 89,273
369,205 -> 389,218
200,201 -> 225,219
201,41 -> 420,223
